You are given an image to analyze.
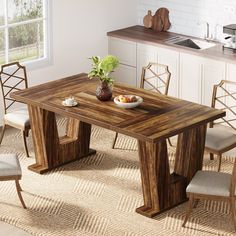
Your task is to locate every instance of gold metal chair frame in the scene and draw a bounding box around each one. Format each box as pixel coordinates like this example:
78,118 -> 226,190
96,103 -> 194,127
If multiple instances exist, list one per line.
0,62 -> 30,157
206,80 -> 236,171
182,158 -> 236,230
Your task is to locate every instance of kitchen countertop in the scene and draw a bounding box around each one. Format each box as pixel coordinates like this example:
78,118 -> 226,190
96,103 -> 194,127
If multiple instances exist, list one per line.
107,25 -> 236,64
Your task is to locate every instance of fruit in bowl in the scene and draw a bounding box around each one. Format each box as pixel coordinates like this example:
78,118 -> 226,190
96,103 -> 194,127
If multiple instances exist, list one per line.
117,95 -> 138,103
114,95 -> 143,109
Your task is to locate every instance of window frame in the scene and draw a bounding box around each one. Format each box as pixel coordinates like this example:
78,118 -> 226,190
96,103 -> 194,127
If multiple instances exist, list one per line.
0,0 -> 51,70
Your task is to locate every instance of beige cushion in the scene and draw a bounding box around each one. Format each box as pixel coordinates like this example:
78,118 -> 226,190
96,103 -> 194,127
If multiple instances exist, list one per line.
4,107 -> 30,128
0,154 -> 22,177
186,170 -> 232,197
205,127 -> 236,151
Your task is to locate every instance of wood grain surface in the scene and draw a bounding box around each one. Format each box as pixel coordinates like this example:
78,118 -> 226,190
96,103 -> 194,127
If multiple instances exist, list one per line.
11,73 -> 225,216
11,73 -> 224,143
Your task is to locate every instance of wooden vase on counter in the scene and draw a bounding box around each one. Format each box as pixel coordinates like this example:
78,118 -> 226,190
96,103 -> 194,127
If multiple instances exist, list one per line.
143,10 -> 153,28
143,8 -> 171,32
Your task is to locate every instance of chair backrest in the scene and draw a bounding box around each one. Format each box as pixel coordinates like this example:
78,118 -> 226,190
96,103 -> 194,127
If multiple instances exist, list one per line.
210,80 -> 236,130
140,62 -> 171,95
0,62 -> 28,114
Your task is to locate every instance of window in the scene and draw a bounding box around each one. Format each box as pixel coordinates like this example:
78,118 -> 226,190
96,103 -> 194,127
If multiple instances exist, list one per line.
0,0 -> 49,66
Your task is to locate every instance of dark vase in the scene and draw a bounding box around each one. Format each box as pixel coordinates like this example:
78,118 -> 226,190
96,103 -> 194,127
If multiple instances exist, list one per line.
96,81 -> 112,101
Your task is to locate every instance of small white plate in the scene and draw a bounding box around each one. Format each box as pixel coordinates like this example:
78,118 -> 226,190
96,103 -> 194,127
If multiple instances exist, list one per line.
62,100 -> 78,107
114,95 -> 143,109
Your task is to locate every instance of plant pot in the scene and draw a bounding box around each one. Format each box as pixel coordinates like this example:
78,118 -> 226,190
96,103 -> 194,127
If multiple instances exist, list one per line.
96,81 -> 112,101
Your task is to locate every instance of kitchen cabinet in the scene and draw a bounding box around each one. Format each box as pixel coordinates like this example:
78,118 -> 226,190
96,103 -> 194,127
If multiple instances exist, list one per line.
108,37 -> 137,86
179,53 -> 202,103
179,53 -> 226,105
137,43 -> 179,97
201,58 -> 226,106
112,64 -> 136,87
108,34 -> 232,108
137,44 -> 157,87
156,47 -> 179,98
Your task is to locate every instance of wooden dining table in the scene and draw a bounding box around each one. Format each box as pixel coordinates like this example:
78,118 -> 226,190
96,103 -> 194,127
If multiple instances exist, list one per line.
11,73 -> 225,218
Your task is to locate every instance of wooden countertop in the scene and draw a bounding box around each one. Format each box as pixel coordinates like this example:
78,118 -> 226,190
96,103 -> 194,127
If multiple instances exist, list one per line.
107,25 -> 236,64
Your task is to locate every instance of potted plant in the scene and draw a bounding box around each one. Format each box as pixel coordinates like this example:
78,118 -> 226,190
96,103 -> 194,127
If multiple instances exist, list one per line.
88,55 -> 119,101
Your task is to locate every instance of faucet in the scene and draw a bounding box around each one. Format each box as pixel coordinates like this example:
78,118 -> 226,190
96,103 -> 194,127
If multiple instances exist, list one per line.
198,21 -> 214,41
205,22 -> 210,40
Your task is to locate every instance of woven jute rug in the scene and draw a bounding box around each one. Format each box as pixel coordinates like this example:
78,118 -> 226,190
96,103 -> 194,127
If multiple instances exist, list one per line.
0,118 -> 235,236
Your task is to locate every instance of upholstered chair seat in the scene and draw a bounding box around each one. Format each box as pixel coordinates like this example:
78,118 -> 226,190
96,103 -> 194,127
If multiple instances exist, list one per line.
4,107 -> 30,128
205,127 -> 236,151
186,170 -> 232,197
0,154 -> 26,208
0,154 -> 22,177
183,166 -> 236,230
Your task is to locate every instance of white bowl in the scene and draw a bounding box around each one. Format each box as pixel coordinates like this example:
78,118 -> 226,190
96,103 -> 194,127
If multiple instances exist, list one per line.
114,95 -> 143,109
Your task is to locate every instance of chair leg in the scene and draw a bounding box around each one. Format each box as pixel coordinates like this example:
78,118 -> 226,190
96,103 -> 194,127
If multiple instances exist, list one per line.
217,154 -> 222,172
167,138 -> 173,147
210,153 -> 214,160
112,132 -> 119,149
15,180 -> 26,209
182,194 -> 194,227
230,198 -> 236,231
0,124 -> 6,145
193,199 -> 199,208
25,129 -> 29,137
21,130 -> 29,157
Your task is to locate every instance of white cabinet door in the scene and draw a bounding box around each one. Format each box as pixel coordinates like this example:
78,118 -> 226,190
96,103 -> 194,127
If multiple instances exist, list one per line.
137,43 -> 158,87
157,47 -> 179,98
137,43 -> 179,98
202,58 -> 226,106
112,64 -> 136,87
226,63 -> 236,82
108,37 -> 136,67
179,53 -> 202,103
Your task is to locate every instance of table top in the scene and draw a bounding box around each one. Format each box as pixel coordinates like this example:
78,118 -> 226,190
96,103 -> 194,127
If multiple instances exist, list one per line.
11,73 -> 225,143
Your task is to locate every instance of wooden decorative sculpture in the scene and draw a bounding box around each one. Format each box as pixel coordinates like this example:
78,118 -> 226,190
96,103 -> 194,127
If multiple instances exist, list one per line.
143,8 -> 171,32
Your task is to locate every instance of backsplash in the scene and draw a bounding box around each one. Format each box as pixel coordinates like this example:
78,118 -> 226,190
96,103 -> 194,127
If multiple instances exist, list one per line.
138,0 -> 236,42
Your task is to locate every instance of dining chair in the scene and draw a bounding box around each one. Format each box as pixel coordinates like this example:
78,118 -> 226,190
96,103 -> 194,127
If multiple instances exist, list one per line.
182,158 -> 236,230
112,62 -> 172,149
0,62 -> 30,157
0,153 -> 27,209
205,80 -> 236,172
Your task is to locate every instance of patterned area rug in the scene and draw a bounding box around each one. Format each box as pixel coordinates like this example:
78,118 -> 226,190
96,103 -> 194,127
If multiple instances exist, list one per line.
0,118 -> 235,236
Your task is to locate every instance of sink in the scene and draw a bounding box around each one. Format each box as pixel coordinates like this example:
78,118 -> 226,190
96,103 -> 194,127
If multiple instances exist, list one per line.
175,39 -> 201,49
166,37 -> 216,50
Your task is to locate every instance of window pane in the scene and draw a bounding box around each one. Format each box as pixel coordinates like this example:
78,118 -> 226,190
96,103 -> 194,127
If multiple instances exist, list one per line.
9,21 -> 45,62
8,0 -> 43,24
0,29 -> 5,64
0,0 -> 5,26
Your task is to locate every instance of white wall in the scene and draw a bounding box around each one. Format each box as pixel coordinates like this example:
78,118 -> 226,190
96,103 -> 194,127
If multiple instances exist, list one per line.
0,0 -> 138,124
138,0 -> 236,41
30,0 -> 138,85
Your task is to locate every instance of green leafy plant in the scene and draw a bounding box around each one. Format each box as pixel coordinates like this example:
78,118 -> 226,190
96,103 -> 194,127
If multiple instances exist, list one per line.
88,55 -> 119,85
